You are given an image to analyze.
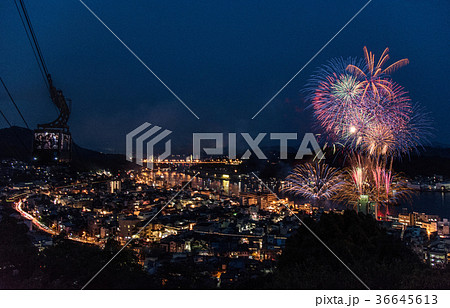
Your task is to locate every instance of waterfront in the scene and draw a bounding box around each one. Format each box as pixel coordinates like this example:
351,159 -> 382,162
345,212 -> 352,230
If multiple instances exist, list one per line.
149,170 -> 450,220
400,192 -> 450,219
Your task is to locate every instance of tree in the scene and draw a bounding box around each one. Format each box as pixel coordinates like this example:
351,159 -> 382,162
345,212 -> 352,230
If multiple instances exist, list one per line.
264,211 -> 450,289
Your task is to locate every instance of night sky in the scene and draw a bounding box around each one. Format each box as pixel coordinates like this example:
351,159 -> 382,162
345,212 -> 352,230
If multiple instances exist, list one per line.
1,0 -> 449,154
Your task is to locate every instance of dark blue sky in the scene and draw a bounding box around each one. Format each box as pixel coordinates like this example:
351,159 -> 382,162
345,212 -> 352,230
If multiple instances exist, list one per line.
1,0 -> 449,153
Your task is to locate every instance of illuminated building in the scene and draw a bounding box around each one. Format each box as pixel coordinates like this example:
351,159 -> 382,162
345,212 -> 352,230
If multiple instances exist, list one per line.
240,192 -> 277,210
118,215 -> 141,240
398,213 -> 415,226
108,180 -> 122,193
356,195 -> 377,217
425,240 -> 448,268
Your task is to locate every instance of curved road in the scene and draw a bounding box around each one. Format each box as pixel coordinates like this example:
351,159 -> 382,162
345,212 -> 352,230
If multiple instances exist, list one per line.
10,192 -> 98,245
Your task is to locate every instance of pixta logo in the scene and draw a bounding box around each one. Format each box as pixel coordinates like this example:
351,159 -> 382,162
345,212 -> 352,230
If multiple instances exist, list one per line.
192,133 -> 324,160
126,122 -> 172,169
127,123 -> 324,169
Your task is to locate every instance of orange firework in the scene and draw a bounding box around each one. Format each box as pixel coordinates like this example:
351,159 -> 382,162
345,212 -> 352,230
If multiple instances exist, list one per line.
334,155 -> 412,208
346,47 -> 409,101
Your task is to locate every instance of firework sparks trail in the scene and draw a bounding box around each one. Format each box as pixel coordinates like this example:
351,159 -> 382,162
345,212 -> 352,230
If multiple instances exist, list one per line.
283,162 -> 344,201
346,47 -> 409,101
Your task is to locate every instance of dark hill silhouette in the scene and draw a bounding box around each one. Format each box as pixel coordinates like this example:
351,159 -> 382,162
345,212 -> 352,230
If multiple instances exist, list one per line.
0,126 -> 136,171
1,126 -> 449,175
393,147 -> 450,177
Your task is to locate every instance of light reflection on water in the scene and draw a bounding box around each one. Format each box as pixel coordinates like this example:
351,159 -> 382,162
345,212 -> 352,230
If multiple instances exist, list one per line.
147,171 -> 450,219
149,171 -> 255,197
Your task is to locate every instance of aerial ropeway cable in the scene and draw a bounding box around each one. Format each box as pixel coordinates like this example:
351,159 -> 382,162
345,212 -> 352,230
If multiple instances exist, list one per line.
14,0 -> 71,131
0,77 -> 30,129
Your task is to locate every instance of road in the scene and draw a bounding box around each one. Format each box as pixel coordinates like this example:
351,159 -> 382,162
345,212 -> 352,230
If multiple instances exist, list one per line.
10,191 -> 99,245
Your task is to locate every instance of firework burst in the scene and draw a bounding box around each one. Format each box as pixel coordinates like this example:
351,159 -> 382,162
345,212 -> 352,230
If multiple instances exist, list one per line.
346,46 -> 409,100
307,50 -> 430,158
307,57 -> 366,142
283,162 -> 344,200
335,155 -> 412,207
300,47 -> 432,214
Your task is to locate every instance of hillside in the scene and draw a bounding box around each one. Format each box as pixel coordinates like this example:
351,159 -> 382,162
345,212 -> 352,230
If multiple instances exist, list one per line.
0,126 -> 136,171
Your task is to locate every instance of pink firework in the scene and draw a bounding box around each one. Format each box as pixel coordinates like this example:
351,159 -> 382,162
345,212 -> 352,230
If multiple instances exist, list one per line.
307,50 -> 431,158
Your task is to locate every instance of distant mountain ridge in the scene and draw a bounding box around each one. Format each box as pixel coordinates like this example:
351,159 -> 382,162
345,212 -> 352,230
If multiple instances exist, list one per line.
393,147 -> 450,177
0,126 -> 449,176
0,126 -> 136,171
